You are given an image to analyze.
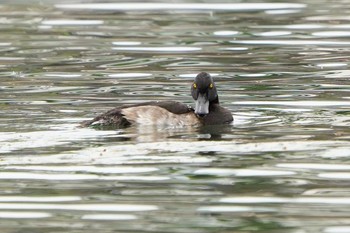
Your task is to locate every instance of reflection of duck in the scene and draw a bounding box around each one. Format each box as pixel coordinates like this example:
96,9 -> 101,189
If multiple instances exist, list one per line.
81,72 -> 233,128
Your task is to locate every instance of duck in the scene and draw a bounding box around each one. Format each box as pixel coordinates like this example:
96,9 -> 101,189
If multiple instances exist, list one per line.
81,72 -> 233,128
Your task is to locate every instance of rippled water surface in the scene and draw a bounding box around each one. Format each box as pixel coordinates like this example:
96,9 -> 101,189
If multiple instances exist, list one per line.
1,1 -> 350,232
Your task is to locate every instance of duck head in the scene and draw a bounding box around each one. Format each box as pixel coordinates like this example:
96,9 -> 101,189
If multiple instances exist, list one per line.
191,72 -> 219,117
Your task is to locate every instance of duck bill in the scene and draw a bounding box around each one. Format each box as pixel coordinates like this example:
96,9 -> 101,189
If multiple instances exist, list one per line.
195,93 -> 209,116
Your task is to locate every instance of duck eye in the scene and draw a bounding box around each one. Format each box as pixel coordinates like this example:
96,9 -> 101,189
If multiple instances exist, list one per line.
209,83 -> 213,89
193,83 -> 197,89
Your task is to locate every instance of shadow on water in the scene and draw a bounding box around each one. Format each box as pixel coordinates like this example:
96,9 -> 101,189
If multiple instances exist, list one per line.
89,124 -> 234,143
196,124 -> 234,141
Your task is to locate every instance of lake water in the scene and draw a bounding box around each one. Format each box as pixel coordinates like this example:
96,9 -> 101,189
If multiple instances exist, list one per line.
1,1 -> 350,232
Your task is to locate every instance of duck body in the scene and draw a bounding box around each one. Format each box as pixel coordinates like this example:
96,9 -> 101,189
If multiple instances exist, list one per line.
81,72 -> 233,128
81,101 -> 199,128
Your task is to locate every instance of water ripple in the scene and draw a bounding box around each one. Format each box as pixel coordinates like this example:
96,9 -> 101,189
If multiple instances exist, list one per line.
81,214 -> 137,220
318,173 -> 350,179
6,165 -> 158,174
220,196 -> 350,205
233,101 -> 350,107
0,211 -> 51,219
324,226 -> 350,233
198,206 -> 276,213
1,2 -> 350,232
0,203 -> 158,211
277,163 -> 350,170
313,31 -> 350,37
0,196 -> 81,202
42,20 -> 104,26
231,40 -> 350,46
112,46 -> 201,52
56,3 -> 306,11
0,172 -> 99,180
109,73 -> 152,78
194,168 -> 296,177
213,30 -> 240,36
2,140 -> 347,165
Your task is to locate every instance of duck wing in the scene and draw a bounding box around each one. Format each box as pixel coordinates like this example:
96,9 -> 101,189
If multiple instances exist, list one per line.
81,101 -> 193,128
129,101 -> 193,114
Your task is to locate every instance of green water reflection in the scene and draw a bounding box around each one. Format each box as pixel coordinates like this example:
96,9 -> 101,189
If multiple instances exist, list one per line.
0,1 -> 350,233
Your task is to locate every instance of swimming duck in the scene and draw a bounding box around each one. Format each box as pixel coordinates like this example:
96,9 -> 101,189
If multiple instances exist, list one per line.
81,72 -> 233,128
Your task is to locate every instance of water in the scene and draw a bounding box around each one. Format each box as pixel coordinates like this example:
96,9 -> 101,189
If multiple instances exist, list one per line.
1,1 -> 350,232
